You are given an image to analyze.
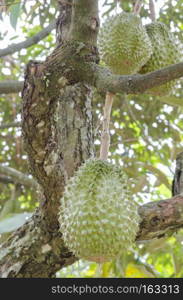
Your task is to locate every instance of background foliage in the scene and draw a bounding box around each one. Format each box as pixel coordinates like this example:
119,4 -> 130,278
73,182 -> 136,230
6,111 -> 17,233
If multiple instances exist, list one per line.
0,0 -> 183,277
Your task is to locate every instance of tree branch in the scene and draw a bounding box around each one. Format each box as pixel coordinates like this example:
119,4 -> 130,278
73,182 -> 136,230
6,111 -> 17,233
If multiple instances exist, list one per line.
0,80 -> 23,94
1,61 -> 183,96
0,165 -> 38,189
137,195 -> 183,241
0,122 -> 21,129
0,21 -> 56,58
0,175 -> 14,184
94,62 -> 183,95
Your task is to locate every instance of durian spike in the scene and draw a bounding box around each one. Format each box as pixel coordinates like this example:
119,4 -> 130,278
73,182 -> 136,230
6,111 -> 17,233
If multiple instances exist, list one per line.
99,92 -> 114,161
133,0 -> 142,15
149,0 -> 156,21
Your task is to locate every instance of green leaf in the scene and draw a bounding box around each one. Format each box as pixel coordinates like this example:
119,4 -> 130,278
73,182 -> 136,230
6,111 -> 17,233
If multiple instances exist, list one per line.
9,3 -> 21,30
0,212 -> 32,233
159,95 -> 183,107
125,263 -> 155,278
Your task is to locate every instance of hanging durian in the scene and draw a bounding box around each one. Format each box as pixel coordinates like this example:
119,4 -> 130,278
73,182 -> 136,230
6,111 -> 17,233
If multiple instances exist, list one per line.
98,12 -> 152,75
59,159 -> 140,263
139,22 -> 183,96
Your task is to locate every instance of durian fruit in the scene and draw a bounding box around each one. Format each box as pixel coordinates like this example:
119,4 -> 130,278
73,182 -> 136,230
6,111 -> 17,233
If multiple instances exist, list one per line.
98,12 -> 152,75
59,159 -> 140,263
139,22 -> 183,96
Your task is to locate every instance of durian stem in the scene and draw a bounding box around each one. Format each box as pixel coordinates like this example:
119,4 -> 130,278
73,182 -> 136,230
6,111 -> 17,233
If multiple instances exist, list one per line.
133,0 -> 142,14
149,0 -> 156,21
100,92 -> 114,161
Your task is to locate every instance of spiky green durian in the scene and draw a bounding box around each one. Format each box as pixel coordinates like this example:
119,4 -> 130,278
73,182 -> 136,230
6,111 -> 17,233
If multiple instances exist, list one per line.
59,159 -> 140,263
98,12 -> 152,75
139,22 -> 183,96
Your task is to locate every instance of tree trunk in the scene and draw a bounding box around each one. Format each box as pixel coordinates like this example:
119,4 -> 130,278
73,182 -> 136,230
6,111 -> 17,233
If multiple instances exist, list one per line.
0,0 -> 99,278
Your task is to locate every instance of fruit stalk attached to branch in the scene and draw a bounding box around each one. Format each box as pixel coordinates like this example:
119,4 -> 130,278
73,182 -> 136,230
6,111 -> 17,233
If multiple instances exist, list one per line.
133,0 -> 142,14
100,92 -> 114,161
149,0 -> 156,22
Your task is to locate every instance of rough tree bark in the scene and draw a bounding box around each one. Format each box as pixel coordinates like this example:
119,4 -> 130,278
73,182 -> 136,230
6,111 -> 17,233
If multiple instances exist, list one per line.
0,0 -> 183,278
172,152 -> 183,196
0,0 -> 98,278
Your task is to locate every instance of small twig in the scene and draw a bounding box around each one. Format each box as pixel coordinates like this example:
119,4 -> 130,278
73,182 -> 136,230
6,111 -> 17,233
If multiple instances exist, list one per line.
99,92 -> 114,160
0,21 -> 56,58
0,164 -> 38,189
133,0 -> 142,14
0,122 -> 21,130
149,0 -> 156,22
